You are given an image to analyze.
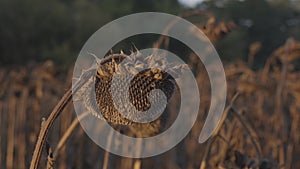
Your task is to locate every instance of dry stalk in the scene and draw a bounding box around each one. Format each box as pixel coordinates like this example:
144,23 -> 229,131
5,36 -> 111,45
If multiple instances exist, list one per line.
30,54 -> 130,169
279,145 -> 285,168
230,107 -> 262,161
18,87 -> 28,169
199,137 -> 217,169
199,92 -> 239,169
133,159 -> 142,169
46,142 -> 54,169
0,101 -> 2,168
6,87 -> 16,169
133,138 -> 143,169
29,88 -> 72,169
275,39 -> 291,139
102,129 -> 114,169
285,143 -> 293,169
153,10 -> 213,49
53,112 -> 89,159
248,41 -> 262,66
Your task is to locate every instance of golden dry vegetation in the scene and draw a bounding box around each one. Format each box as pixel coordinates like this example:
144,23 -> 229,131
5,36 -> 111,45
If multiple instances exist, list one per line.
0,13 -> 300,169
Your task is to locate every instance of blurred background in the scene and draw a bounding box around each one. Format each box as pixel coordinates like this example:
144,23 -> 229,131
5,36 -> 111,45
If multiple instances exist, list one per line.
1,0 -> 300,66
0,0 -> 300,169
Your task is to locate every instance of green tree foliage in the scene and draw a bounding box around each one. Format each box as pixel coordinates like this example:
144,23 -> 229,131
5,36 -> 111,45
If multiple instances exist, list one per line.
200,0 -> 300,67
0,0 -> 181,66
0,0 -> 299,67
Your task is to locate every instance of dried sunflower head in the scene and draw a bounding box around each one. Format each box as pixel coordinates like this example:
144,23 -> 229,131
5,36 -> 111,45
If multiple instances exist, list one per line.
83,51 -> 187,136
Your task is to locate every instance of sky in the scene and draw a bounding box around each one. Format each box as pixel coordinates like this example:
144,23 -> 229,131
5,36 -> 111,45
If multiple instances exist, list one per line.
178,0 -> 205,7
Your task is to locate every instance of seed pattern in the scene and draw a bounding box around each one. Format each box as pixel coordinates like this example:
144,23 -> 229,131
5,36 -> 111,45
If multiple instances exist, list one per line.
84,52 -> 186,137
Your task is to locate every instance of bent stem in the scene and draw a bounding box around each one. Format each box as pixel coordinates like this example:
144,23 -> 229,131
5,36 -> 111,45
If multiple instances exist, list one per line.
30,69 -> 94,169
30,54 -> 120,169
30,88 -> 72,169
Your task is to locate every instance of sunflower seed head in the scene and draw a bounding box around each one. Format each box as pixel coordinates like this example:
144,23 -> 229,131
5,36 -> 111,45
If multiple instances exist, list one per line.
80,51 -> 187,136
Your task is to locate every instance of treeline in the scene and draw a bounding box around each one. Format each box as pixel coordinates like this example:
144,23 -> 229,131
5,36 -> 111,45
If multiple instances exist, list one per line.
0,0 -> 181,66
200,0 -> 300,68
0,0 -> 299,67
